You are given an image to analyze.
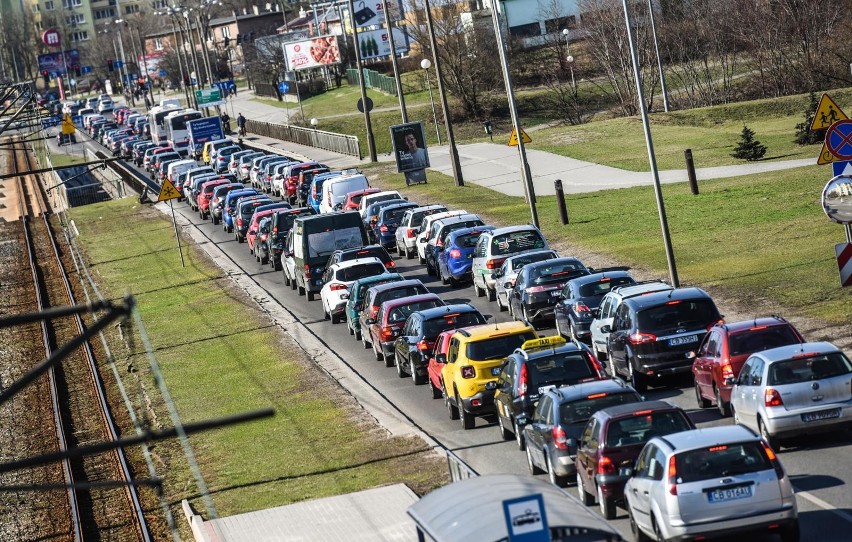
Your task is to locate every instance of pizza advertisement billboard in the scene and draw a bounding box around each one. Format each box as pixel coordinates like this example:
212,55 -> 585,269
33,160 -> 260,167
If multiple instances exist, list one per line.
283,35 -> 341,71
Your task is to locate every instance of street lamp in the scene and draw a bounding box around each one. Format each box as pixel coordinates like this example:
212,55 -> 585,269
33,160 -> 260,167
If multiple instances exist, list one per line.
562,29 -> 576,94
420,58 -> 441,145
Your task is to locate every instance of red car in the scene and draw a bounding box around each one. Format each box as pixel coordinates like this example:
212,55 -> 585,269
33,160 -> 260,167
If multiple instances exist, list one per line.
284,162 -> 323,202
246,208 -> 282,253
343,188 -> 382,212
691,316 -> 804,417
367,293 -> 444,366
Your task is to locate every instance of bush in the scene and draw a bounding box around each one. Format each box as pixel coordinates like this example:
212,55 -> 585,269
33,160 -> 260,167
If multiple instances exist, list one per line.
794,91 -> 826,145
732,125 -> 767,161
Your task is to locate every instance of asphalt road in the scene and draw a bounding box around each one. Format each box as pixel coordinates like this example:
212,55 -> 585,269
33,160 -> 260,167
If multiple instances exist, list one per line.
67,131 -> 852,541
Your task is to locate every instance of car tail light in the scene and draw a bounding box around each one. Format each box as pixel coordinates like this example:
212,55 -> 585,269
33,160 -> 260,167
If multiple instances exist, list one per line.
552,426 -> 569,450
485,258 -> 506,270
461,366 -> 475,379
628,332 -> 657,344
721,362 -> 734,380
527,285 -> 558,294
381,326 -> 396,341
380,225 -> 389,232
237,218 -> 243,227
407,229 -> 416,238
417,339 -> 433,352
304,263 -> 311,278
598,456 -> 616,475
369,305 -> 379,319
518,363 -> 528,398
760,440 -> 785,478
449,248 -> 461,259
764,388 -> 783,407
573,302 -> 591,313
385,261 -> 396,268
435,238 -> 444,248
585,352 -> 606,378
667,455 -> 678,495
330,283 -> 347,291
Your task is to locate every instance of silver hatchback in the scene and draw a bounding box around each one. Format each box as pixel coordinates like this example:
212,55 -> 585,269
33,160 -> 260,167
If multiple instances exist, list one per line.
624,425 -> 798,542
730,341 -> 852,450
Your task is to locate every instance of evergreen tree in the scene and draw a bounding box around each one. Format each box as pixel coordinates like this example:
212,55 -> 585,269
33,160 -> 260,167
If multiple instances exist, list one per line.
732,125 -> 767,161
794,91 -> 826,145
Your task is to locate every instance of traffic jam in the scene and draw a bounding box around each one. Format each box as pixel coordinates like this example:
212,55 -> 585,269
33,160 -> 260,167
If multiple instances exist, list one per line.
79,98 -> 852,542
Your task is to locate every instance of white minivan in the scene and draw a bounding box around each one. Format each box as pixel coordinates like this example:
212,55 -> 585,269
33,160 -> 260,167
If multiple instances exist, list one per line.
319,174 -> 370,214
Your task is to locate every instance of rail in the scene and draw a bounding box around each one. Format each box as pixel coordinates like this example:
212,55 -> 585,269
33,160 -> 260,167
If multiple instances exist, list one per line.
246,119 -> 362,159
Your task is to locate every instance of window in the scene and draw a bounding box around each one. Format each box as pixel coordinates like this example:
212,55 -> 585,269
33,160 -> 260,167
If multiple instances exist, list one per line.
635,444 -> 655,478
94,9 -> 115,19
67,14 -> 85,25
544,15 -> 577,34
44,1 -> 54,10
125,4 -> 139,14
151,0 -> 167,8
154,38 -> 164,50
509,22 -> 541,38
62,0 -> 82,8
491,230 -> 546,257
222,27 -> 232,38
71,31 -> 89,42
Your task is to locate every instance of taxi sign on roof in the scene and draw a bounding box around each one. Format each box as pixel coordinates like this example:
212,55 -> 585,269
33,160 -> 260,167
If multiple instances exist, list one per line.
521,336 -> 566,350
811,93 -> 847,132
157,179 -> 182,202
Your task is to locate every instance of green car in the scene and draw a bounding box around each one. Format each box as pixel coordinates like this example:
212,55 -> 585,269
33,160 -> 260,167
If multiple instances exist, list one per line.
347,273 -> 404,340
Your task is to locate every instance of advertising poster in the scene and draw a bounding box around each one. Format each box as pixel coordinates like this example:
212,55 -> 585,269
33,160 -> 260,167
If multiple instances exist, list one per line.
357,27 -> 408,60
37,50 -> 81,75
390,121 -> 429,185
352,0 -> 401,28
283,35 -> 341,71
138,51 -> 167,78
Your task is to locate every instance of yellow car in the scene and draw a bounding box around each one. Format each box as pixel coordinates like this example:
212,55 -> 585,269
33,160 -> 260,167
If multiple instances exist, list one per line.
440,321 -> 538,430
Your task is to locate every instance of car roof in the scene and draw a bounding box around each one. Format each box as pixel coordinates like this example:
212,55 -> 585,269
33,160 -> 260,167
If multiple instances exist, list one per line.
595,400 -> 681,420
434,214 -> 481,228
416,303 -> 481,320
712,316 -> 794,334
379,202 -> 419,216
368,279 -> 425,294
381,293 -> 442,310
623,287 -> 713,310
455,320 -> 534,339
513,341 -> 589,361
335,244 -> 388,257
329,257 -> 385,270
653,425 -> 758,453
352,273 -> 403,287
503,249 -> 558,263
608,280 -> 672,299
408,204 -> 447,214
523,257 -> 586,272
568,270 -> 633,286
483,224 -> 543,236
748,341 -> 840,364
550,378 -> 635,401
423,210 -> 467,223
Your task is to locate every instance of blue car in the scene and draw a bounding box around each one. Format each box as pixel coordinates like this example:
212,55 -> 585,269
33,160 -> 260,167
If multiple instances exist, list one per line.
308,171 -> 344,213
222,188 -> 259,233
437,226 -> 495,286
372,202 -> 419,249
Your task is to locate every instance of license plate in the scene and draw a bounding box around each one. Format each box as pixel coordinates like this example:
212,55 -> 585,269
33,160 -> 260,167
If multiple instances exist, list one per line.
707,484 -> 753,503
550,290 -> 561,297
802,408 -> 840,422
491,367 -> 502,376
669,334 -> 698,346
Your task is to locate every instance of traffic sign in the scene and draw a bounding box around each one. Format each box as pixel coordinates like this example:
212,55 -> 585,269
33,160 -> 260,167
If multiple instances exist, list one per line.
278,81 -> 290,94
157,179 -> 182,202
835,243 -> 852,287
833,161 -> 852,176
81,66 -> 92,74
811,93 -> 847,131
41,116 -> 61,129
825,120 -> 852,160
508,127 -> 532,147
822,174 -> 852,225
818,142 -> 837,165
502,493 -> 549,542
71,114 -> 82,126
357,96 -> 374,113
114,60 -> 124,68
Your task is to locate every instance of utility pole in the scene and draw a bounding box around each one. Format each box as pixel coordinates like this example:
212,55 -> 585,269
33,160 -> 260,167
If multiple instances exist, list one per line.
347,0 -> 377,161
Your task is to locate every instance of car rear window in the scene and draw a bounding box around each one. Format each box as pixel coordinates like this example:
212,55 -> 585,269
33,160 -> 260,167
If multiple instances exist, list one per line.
768,352 -> 852,385
578,277 -> 635,297
376,285 -> 428,305
241,202 -> 267,217
605,410 -> 693,448
465,332 -> 537,361
387,299 -> 444,323
559,391 -> 641,424
455,231 -> 486,248
411,207 -> 447,228
440,221 -> 484,242
336,263 -> 386,282
511,251 -> 556,271
530,262 -> 587,284
491,230 -> 547,256
342,248 -> 391,265
423,312 -> 486,338
637,299 -> 719,332
526,352 -> 598,389
676,442 -> 772,483
728,326 -> 801,356
382,206 -> 412,222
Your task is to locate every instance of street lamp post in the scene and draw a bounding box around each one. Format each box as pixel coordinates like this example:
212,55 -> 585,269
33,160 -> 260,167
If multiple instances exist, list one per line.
114,20 -> 135,106
561,29 -> 576,94
420,58 -> 441,145
647,0 -> 670,112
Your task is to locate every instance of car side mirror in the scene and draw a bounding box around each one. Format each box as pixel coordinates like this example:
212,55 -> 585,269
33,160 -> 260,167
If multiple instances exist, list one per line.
619,466 -> 634,478
724,376 -> 736,387
600,324 -> 611,334
248,229 -> 256,235
283,251 -> 292,258
365,318 -> 376,325
686,351 -> 696,360
515,414 -> 529,427
503,281 -> 514,289
435,353 -> 447,364
340,293 -> 349,300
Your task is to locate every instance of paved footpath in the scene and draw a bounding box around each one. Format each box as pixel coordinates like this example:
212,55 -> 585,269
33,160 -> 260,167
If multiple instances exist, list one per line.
218,89 -> 816,197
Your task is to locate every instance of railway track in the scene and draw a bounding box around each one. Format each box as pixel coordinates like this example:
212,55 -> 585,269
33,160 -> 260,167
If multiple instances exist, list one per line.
5,135 -> 152,541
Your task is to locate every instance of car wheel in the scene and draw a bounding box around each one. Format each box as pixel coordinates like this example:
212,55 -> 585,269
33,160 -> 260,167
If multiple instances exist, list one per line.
307,291 -> 315,302
412,365 -> 425,386
254,251 -> 259,262
372,341 -> 382,360
330,312 -> 340,325
759,417 -> 780,451
473,281 -> 484,297
396,356 -> 407,378
438,265 -> 447,284
323,306 -> 330,320
598,484 -> 617,520
426,259 -> 435,276
406,246 -> 414,260
496,293 -> 507,312
695,381 -> 711,408
499,417 -> 513,441
781,521 -> 800,542
547,454 -> 566,487
429,377 -> 442,399
445,384 -> 459,420
628,502 -> 652,542
526,445 -> 543,475
715,385 -> 732,417
652,516 -> 665,542
628,363 -> 647,393
283,273 -> 291,288
261,254 -> 268,265
514,420 -> 526,451
577,471 -> 595,505
458,390 -> 474,430
212,216 -> 219,225
522,306 -> 533,325
486,287 -> 496,302
384,350 -> 394,368
362,333 -> 371,348
297,285 -> 305,296
595,343 -> 608,362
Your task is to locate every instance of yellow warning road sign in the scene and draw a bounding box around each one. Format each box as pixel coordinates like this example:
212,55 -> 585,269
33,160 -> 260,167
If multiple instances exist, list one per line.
157,179 -> 182,202
811,94 -> 847,131
818,142 -> 838,165
508,127 -> 532,147
61,114 -> 76,135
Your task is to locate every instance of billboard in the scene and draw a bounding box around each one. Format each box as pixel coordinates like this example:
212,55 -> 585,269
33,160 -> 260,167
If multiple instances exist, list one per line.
37,50 -> 81,76
390,121 -> 429,185
283,35 -> 341,71
357,27 -> 408,60
138,51 -> 167,78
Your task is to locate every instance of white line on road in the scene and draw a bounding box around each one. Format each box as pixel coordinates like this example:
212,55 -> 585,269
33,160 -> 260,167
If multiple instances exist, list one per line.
795,487 -> 852,524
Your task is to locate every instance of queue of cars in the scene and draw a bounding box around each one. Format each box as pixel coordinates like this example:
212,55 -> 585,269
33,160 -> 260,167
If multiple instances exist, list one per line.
85,104 -> 852,542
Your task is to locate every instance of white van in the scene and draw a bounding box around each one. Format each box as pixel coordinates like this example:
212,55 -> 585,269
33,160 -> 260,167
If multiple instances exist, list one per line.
319,174 -> 370,214
160,98 -> 182,108
167,159 -> 198,187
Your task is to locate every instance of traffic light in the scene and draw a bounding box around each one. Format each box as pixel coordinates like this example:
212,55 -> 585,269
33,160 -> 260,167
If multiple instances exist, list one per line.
107,59 -> 114,72
42,70 -> 49,84
236,34 -> 241,45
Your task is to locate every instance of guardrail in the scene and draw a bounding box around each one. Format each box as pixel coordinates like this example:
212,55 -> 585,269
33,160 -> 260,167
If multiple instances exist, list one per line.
445,449 -> 478,482
346,68 -> 399,96
246,120 -> 362,159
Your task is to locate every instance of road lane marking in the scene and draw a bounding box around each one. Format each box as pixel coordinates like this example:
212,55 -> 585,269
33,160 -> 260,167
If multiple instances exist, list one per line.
795,487 -> 852,524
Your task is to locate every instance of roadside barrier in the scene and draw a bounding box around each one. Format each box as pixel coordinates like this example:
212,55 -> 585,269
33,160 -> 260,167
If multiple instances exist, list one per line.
246,120 -> 362,159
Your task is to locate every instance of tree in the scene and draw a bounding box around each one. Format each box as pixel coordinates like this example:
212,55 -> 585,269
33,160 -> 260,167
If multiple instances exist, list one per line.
732,125 -> 767,161
794,91 -> 826,145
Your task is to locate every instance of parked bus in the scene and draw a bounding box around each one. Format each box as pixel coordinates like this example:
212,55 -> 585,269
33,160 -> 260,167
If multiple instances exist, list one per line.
147,104 -> 181,145
165,109 -> 204,155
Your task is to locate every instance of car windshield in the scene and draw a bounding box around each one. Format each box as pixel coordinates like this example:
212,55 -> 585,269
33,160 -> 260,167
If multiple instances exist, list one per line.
559,391 -> 641,424
578,277 -> 635,298
465,332 -> 537,361
422,312 -> 485,338
605,411 -> 693,448
382,206 -> 413,222
768,352 -> 852,385
335,263 -> 386,282
491,230 -> 546,256
376,285 -> 428,306
511,251 -> 556,271
530,262 -> 587,284
676,442 -> 773,482
728,326 -> 801,356
637,300 -> 719,332
526,353 -> 598,389
411,207 -> 447,228
387,299 -> 444,323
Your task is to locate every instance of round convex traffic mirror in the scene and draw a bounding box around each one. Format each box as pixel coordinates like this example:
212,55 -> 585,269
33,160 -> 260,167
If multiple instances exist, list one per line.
821,174 -> 852,224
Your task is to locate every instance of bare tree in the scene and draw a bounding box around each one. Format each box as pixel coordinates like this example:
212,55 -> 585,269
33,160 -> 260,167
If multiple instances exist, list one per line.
0,10 -> 38,81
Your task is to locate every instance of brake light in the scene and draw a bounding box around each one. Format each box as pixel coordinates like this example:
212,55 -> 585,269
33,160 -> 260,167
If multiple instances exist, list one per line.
304,263 -> 311,278
436,238 -> 443,248
760,440 -> 785,478
721,362 -> 734,379
417,339 -> 432,352
598,456 -> 616,475
381,326 -> 396,341
586,352 -> 605,378
327,193 -> 332,206
587,392 -> 608,399
237,218 -> 243,227
665,300 -> 682,305
574,302 -> 591,313
518,363 -> 528,398
385,261 -> 396,268
330,283 -> 347,291
628,332 -> 657,344
749,325 -> 768,331
527,285 -> 559,293
667,455 -> 678,495
369,305 -> 379,319
380,225 -> 389,232
764,388 -> 783,407
632,409 -> 653,416
485,258 -> 505,270
449,248 -> 461,259
792,352 -> 820,359
461,366 -> 475,379
407,229 -> 416,238
552,426 -> 569,450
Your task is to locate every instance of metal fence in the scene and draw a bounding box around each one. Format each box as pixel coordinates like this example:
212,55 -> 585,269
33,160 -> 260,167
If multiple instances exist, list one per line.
346,68 -> 399,96
445,448 -> 478,482
45,152 -> 127,211
246,120 -> 362,159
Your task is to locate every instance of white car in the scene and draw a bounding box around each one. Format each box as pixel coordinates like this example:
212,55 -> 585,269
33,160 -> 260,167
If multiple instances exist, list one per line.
97,99 -> 114,113
320,174 -> 370,214
415,210 -> 468,264
394,204 -> 447,259
319,258 -> 388,324
282,229 -> 299,291
358,190 -> 403,219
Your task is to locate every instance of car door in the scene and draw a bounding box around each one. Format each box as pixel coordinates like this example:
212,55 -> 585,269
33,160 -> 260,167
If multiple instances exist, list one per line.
555,282 -> 574,331
576,418 -> 601,491
526,396 -> 552,467
694,331 -> 719,396
733,358 -> 757,425
590,295 -> 613,355
608,303 -> 631,374
396,316 -> 417,371
471,234 -> 490,290
626,443 -> 659,534
495,358 -> 516,426
509,268 -> 529,317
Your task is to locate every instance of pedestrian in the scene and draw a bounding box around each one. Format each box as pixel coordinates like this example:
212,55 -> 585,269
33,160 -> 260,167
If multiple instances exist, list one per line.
237,112 -> 246,136
144,94 -> 151,110
221,111 -> 231,134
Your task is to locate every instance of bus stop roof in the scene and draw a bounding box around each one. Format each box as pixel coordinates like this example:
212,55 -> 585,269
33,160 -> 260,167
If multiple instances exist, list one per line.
407,474 -> 624,542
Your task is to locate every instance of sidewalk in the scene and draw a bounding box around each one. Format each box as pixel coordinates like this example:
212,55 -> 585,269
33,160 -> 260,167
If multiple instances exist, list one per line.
222,88 -> 815,197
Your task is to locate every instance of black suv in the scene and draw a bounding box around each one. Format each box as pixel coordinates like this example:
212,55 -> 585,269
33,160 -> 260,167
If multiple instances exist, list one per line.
508,257 -> 590,325
265,207 -> 314,270
604,287 -> 722,392
554,270 -> 635,344
494,336 -> 606,451
393,304 -> 486,386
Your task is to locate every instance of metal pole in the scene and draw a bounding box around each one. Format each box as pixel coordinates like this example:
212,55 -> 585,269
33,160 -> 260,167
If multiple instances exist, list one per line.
684,149 -> 698,195
554,179 -> 569,225
347,0 -> 377,162
622,0 -> 678,287
169,199 -> 186,267
380,0 -> 406,122
647,0 -> 669,112
422,0 -> 463,186
116,26 -> 135,106
490,1 -> 538,227
196,12 -> 214,85
422,64 -> 441,144
168,19 -> 191,107
134,26 -> 156,105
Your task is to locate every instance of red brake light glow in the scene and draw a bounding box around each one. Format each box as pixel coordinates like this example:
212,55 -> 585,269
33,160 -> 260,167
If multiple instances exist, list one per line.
449,249 -> 462,258
665,300 -> 682,305
793,352 -> 820,359
708,445 -> 728,452
416,340 -> 432,352
586,392 -> 607,400
598,456 -> 616,475
329,283 -> 347,291
668,455 -> 678,495
518,363 -> 528,398
632,409 -> 653,416
574,302 -> 591,313
629,332 -> 657,344
764,388 -> 784,407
